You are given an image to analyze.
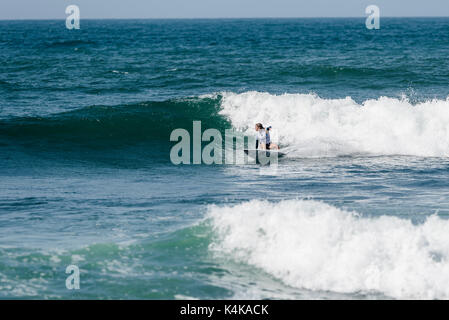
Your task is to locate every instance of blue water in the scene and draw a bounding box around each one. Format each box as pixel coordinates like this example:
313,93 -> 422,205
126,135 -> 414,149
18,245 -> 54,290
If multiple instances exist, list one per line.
1,18 -> 449,299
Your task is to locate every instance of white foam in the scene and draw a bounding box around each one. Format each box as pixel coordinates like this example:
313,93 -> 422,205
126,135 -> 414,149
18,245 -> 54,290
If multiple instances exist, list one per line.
219,92 -> 449,157
207,199 -> 449,299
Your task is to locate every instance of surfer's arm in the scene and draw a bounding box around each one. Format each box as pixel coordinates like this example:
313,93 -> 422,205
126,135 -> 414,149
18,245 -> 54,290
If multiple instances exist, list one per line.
270,142 -> 279,150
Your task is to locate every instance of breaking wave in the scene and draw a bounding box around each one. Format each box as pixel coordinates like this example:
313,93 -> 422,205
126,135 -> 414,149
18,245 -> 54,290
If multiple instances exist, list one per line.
219,91 -> 449,157
208,199 -> 449,299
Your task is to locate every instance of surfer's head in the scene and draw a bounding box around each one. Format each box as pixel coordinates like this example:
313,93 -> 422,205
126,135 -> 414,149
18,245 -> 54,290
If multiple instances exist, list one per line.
255,123 -> 264,131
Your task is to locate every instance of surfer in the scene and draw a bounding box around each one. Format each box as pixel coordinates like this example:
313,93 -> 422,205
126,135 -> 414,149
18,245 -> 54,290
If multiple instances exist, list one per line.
255,123 -> 279,150
255,123 -> 266,150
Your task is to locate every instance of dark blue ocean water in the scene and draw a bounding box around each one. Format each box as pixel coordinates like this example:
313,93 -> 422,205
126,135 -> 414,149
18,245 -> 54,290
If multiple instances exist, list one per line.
1,18 -> 449,299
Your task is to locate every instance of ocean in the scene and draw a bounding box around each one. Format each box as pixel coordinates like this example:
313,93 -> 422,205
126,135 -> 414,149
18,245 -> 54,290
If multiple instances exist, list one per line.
1,18 -> 449,299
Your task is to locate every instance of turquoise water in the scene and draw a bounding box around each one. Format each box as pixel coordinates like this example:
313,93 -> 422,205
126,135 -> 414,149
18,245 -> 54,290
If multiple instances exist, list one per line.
1,18 -> 449,299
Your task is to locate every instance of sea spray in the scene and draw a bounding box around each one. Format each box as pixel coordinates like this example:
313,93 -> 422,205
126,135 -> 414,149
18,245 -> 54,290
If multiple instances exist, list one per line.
219,92 -> 449,157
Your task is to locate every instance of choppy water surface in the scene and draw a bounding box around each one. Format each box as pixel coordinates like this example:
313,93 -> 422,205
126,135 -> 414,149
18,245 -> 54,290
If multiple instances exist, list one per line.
1,18 -> 449,299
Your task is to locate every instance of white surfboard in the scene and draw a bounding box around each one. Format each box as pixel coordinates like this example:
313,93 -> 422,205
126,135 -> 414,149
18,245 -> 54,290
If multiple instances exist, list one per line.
244,149 -> 286,160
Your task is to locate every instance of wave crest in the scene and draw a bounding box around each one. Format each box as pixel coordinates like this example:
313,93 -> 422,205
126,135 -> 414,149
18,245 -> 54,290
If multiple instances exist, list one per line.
219,92 -> 449,157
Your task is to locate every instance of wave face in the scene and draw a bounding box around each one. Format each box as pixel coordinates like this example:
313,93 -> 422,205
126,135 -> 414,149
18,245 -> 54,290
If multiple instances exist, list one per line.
219,92 -> 449,157
0,97 -> 228,149
208,199 -> 449,299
